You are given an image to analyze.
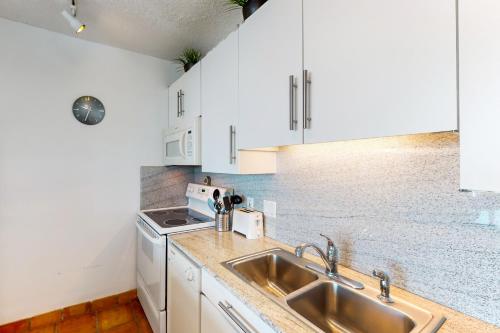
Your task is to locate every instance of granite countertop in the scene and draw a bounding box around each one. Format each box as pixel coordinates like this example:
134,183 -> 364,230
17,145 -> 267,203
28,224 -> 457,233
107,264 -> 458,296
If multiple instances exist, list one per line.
169,229 -> 500,333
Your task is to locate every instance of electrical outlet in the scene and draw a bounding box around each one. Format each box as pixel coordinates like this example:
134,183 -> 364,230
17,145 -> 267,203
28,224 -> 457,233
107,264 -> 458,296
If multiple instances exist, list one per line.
246,197 -> 254,209
263,200 -> 277,218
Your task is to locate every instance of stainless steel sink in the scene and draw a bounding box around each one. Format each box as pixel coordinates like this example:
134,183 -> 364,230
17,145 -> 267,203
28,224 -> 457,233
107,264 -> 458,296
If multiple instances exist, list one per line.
228,251 -> 318,297
223,249 -> 445,333
287,282 -> 416,333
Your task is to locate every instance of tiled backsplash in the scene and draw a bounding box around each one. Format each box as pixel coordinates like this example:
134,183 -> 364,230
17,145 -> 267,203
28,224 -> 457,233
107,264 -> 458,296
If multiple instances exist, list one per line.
141,132 -> 500,325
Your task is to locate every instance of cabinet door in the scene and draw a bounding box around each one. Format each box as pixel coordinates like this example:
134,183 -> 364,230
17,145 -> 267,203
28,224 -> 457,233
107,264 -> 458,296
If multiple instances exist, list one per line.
303,0 -> 457,144
238,0 -> 303,149
168,63 -> 201,131
202,31 -> 239,174
201,295 -> 239,333
459,0 -> 500,192
167,245 -> 200,333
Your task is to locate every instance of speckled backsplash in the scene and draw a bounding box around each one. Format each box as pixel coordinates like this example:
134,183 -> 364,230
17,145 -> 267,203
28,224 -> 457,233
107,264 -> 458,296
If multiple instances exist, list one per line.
140,166 -> 194,210
193,132 -> 500,326
140,133 -> 500,326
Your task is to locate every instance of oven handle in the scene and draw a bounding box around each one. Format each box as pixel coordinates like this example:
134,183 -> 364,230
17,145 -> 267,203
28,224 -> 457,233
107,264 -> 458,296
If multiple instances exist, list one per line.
136,219 -> 163,245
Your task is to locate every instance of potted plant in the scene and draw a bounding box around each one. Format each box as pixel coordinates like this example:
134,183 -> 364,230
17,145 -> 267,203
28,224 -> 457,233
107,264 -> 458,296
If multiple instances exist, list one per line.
175,48 -> 202,72
227,0 -> 268,20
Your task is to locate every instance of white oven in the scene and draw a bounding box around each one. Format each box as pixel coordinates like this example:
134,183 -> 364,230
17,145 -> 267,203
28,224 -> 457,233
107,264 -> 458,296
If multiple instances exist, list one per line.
136,183 -> 230,333
163,116 -> 201,166
136,217 -> 167,333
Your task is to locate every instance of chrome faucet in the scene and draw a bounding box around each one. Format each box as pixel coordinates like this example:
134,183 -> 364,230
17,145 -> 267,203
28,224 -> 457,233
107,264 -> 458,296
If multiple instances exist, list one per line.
372,270 -> 394,303
295,234 -> 338,277
295,234 -> 364,290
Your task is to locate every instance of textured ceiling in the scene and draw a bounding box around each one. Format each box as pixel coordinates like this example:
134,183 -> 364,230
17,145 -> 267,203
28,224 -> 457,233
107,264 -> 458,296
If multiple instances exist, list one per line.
0,0 -> 243,60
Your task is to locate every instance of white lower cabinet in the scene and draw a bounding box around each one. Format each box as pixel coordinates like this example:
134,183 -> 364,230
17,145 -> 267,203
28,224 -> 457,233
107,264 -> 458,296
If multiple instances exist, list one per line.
166,242 -> 274,333
167,242 -> 201,333
201,270 -> 274,333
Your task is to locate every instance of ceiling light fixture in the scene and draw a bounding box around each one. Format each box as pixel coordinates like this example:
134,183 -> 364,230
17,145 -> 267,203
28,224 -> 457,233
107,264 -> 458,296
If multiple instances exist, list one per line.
62,0 -> 86,34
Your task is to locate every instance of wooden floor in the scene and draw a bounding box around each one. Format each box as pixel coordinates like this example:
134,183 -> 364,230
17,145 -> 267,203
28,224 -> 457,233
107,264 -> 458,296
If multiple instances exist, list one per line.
0,290 -> 152,333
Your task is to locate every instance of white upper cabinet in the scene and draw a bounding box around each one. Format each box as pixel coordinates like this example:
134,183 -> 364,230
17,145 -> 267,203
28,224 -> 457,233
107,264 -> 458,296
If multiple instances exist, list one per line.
168,62 -> 201,131
201,31 -> 276,174
459,0 -> 500,192
238,0 -> 304,149
302,0 -> 458,144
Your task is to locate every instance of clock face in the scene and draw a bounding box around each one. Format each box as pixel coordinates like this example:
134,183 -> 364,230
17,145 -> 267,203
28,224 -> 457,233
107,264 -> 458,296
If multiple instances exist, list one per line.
72,96 -> 105,125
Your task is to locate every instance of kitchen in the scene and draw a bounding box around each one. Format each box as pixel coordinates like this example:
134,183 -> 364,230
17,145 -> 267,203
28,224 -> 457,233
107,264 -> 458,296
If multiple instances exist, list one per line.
0,0 -> 499,333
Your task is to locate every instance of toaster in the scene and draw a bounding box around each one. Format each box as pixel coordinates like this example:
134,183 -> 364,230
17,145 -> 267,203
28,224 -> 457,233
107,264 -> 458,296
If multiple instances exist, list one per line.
232,208 -> 264,239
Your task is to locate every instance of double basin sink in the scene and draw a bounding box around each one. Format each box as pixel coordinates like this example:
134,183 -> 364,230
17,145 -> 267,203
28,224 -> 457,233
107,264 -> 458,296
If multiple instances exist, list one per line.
222,248 -> 445,333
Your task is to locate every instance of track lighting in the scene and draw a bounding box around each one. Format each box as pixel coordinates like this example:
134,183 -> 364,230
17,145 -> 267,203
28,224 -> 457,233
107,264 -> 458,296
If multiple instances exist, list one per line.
61,0 -> 86,34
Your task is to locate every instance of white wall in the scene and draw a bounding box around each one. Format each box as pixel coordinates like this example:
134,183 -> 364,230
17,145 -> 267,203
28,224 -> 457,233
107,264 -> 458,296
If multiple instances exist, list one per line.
0,18 -> 178,323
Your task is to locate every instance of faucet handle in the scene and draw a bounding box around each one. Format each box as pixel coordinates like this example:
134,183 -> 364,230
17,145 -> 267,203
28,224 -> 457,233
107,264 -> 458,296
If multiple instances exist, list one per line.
320,234 -> 337,268
372,270 -> 394,303
319,233 -> 334,246
372,269 -> 389,281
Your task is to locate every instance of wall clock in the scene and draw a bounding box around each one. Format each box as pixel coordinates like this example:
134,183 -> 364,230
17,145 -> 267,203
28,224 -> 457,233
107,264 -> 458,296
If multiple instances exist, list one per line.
72,96 -> 105,125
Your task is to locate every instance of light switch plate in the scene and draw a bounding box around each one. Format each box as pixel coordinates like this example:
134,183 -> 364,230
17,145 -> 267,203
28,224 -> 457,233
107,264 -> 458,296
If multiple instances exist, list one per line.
263,200 -> 277,218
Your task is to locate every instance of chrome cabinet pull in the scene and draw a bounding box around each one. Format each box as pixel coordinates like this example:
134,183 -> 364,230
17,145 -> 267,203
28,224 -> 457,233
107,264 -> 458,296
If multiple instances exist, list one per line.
229,125 -> 236,165
218,301 -> 252,333
176,90 -> 180,117
179,90 -> 185,116
289,75 -> 298,131
303,70 -> 312,129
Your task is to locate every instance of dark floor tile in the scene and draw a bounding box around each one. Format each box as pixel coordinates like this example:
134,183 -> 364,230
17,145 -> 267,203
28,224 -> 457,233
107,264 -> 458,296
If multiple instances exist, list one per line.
97,306 -> 133,331
0,320 -> 29,333
129,301 -> 152,333
103,322 -> 138,333
90,295 -> 118,312
29,325 -> 54,333
57,314 -> 96,333
62,303 -> 91,320
30,311 -> 61,329
117,291 -> 137,305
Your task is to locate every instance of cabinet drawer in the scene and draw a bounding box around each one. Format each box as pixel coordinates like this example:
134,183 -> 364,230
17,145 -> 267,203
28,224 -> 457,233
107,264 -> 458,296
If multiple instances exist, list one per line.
201,294 -> 240,333
201,270 -> 274,333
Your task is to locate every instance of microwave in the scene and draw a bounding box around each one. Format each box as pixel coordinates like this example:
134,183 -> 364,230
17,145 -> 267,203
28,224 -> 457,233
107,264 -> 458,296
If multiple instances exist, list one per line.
163,116 -> 201,166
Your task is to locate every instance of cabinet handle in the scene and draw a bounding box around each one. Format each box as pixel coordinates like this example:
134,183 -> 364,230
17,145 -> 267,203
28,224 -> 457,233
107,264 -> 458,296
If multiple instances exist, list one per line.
229,125 -> 236,165
218,301 -> 252,333
303,70 -> 312,129
179,90 -> 185,116
289,75 -> 298,131
176,91 -> 180,117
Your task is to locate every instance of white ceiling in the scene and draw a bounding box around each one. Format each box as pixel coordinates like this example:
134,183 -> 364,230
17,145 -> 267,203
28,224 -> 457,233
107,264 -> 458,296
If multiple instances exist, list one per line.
0,0 -> 243,60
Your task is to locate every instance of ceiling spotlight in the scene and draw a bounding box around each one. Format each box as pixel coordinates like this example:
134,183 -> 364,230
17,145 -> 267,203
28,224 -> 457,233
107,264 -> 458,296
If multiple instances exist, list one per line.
62,0 -> 86,34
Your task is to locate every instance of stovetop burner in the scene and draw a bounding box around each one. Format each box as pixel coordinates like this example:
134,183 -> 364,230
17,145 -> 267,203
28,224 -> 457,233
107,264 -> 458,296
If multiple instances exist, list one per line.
164,219 -> 187,226
143,208 -> 213,229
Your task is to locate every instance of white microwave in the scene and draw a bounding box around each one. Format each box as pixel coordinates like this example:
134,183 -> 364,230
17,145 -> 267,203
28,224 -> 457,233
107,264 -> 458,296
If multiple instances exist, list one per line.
163,117 -> 201,166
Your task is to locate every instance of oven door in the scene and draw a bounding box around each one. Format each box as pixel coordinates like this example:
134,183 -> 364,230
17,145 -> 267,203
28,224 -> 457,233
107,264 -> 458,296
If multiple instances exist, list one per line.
136,217 -> 166,311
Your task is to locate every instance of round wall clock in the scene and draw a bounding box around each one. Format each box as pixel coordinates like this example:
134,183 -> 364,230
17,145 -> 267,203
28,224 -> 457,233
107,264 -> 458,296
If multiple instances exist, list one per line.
72,96 -> 105,125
